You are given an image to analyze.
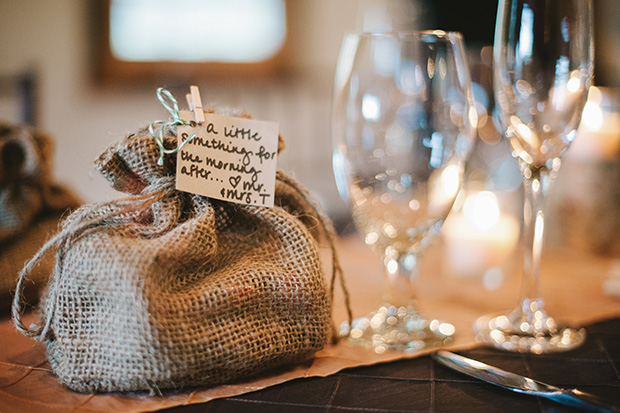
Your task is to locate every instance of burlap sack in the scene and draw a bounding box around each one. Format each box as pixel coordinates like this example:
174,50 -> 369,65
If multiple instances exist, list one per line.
12,113 -> 346,394
0,122 -> 79,312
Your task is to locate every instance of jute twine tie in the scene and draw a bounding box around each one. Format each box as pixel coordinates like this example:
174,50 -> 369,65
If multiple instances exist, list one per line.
12,173 -> 352,343
11,176 -> 176,339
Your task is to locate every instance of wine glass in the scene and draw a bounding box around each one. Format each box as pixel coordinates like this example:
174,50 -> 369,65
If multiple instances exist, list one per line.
473,0 -> 594,353
332,31 -> 475,353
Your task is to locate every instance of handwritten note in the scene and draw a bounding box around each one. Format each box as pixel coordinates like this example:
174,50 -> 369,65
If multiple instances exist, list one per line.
176,112 -> 279,207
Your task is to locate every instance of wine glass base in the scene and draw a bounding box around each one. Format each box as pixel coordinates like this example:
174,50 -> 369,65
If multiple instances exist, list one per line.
473,313 -> 586,354
339,304 -> 455,354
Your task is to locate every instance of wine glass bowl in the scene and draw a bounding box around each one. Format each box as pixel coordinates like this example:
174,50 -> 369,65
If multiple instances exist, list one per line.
474,0 -> 594,353
332,31 -> 475,353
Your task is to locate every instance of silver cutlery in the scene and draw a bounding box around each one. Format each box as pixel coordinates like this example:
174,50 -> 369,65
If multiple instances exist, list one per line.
433,350 -> 620,412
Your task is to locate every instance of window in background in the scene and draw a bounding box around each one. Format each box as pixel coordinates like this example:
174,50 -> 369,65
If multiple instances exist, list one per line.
110,0 -> 286,63
95,0 -> 289,81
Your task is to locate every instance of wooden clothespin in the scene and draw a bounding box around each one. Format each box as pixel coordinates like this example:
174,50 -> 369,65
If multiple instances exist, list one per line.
186,85 -> 205,124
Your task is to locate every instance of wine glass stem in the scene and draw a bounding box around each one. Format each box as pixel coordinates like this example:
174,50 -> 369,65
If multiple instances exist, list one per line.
520,164 -> 551,311
382,248 -> 419,307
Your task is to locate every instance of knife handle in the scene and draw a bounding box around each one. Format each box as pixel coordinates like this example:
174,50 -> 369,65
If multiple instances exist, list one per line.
553,389 -> 620,413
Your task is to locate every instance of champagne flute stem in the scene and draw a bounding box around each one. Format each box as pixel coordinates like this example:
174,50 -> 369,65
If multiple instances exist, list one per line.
519,163 -> 552,320
473,157 -> 586,350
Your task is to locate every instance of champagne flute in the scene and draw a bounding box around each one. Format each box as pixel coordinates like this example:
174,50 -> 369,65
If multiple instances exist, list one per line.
473,0 -> 594,353
332,31 -> 475,353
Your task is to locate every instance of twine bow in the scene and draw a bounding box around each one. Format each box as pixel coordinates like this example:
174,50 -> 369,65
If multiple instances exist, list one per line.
149,88 -> 196,166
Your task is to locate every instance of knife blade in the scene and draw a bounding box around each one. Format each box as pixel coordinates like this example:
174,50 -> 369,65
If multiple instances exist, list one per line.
432,350 -> 620,412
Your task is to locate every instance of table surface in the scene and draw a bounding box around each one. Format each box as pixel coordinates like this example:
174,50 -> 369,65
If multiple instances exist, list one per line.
2,236 -> 620,413
158,317 -> 620,413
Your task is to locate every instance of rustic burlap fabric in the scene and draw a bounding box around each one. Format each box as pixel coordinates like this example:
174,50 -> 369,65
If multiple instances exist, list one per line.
0,122 -> 79,312
12,114 -> 345,394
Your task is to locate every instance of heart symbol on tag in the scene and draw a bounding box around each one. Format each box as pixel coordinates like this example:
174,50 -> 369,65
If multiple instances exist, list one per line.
229,176 -> 242,188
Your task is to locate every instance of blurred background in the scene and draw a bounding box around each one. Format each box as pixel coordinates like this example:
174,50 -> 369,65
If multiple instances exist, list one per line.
1,0 -> 618,266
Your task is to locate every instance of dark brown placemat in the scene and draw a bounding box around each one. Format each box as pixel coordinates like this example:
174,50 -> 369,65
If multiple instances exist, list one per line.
157,317 -> 620,413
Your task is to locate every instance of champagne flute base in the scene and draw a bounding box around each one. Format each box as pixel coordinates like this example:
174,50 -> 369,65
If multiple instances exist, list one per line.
473,310 -> 586,354
339,303 -> 455,354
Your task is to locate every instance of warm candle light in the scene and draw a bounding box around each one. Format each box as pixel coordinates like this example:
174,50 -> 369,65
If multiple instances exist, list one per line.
442,190 -> 520,284
463,191 -> 500,230
570,87 -> 620,161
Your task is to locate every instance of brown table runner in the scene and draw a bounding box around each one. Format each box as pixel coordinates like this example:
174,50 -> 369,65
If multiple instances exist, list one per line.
2,236 -> 620,412
161,317 -> 620,412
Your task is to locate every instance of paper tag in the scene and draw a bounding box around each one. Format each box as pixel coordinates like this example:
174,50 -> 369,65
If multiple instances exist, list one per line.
176,111 -> 279,207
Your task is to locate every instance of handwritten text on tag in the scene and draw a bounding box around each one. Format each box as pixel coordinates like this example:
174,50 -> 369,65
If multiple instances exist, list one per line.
176,112 -> 279,207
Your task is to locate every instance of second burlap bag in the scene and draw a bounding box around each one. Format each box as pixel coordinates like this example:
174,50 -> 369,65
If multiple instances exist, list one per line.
0,122 -> 80,312
13,111 -> 345,394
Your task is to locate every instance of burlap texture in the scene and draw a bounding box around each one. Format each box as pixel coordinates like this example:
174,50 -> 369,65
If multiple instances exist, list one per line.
13,115 -> 338,394
0,122 -> 79,312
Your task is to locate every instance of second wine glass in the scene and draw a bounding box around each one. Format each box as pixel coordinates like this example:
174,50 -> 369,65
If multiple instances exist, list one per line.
332,31 -> 475,353
473,0 -> 594,353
